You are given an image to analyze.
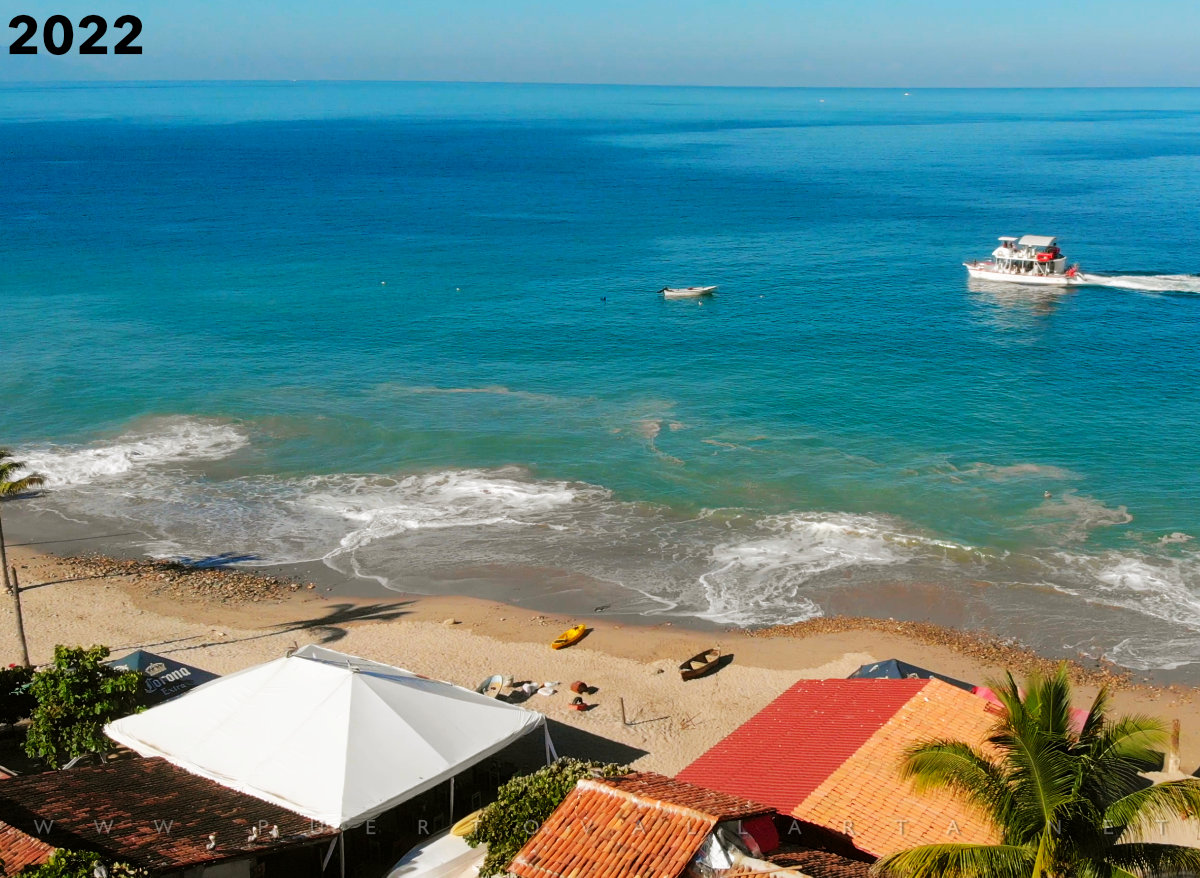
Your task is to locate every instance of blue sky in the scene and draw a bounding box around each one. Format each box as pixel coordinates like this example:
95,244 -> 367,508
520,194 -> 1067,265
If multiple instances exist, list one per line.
5,0 -> 1200,86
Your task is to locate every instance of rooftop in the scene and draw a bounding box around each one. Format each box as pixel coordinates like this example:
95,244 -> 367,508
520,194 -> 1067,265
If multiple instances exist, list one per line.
677,679 -> 926,816
0,819 -> 55,873
509,771 -> 770,878
0,757 -> 338,872
678,678 -> 1001,857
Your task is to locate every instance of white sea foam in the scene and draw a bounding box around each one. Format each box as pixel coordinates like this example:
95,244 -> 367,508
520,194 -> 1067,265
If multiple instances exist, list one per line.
1044,548 -> 1200,669
1082,273 -> 1200,294
301,469 -> 598,557
696,512 -> 968,625
20,418 -> 249,487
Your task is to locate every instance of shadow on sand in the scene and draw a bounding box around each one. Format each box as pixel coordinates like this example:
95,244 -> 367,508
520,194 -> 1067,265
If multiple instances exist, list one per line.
120,601 -> 415,656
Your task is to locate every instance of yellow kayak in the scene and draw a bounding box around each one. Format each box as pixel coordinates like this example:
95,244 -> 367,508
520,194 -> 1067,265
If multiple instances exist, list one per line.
551,623 -> 587,650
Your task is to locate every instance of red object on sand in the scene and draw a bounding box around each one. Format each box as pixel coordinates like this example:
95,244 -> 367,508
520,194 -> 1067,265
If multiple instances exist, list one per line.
570,681 -> 587,694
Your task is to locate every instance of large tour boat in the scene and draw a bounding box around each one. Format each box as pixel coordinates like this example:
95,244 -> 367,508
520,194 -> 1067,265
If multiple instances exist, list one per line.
964,235 -> 1083,286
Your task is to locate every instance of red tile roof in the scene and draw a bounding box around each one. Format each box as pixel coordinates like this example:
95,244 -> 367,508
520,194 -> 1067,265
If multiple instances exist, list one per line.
510,771 -> 770,878
794,679 -> 998,856
0,757 -> 338,872
0,819 -> 55,874
679,678 -> 1002,858
677,679 -> 925,814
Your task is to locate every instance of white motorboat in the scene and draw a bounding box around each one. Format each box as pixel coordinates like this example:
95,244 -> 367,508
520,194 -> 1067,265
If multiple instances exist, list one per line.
964,236 -> 1083,286
661,285 -> 716,298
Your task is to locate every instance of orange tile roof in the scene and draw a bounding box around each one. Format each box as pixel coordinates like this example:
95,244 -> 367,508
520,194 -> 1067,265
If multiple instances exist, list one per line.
510,771 -> 770,878
793,679 -> 1000,857
678,679 -> 927,814
0,819 -> 56,874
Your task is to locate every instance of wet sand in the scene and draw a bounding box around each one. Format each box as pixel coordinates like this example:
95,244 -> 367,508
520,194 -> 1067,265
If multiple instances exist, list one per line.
4,541 -> 1200,779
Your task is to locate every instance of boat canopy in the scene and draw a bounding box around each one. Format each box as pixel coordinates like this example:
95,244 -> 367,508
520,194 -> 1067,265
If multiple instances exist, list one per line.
997,236 -> 1018,243
1017,235 -> 1057,248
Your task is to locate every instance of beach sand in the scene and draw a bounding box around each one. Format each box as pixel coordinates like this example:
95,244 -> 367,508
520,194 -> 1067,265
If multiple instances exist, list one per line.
3,545 -> 1199,777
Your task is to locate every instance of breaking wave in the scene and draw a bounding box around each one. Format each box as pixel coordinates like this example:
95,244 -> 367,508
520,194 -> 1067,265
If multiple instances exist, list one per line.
695,512 -> 981,625
14,420 -> 1200,672
18,418 -> 249,487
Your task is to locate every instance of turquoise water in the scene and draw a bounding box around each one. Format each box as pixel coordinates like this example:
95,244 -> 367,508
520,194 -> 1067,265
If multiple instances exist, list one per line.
4,82 -> 1200,671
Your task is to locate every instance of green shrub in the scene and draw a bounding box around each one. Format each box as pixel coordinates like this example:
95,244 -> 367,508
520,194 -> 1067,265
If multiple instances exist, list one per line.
24,646 -> 141,769
18,849 -> 148,877
0,663 -> 35,726
466,757 -> 629,876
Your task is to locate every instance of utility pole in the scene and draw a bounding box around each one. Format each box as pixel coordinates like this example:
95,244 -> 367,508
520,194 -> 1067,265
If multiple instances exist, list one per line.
0,504 -> 11,593
8,566 -> 30,668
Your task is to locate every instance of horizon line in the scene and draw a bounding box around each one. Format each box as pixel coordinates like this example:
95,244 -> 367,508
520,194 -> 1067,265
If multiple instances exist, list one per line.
3,79 -> 1200,91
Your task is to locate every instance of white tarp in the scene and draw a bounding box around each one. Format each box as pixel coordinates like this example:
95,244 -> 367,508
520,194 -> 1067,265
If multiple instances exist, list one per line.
105,645 -> 544,829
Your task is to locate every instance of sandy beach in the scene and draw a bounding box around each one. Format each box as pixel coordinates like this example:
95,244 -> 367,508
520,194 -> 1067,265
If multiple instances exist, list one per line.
4,543 -> 1199,779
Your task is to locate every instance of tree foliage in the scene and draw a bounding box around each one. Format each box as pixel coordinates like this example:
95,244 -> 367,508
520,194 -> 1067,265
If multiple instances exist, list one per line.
466,757 -> 629,876
0,663 -> 35,726
0,449 -> 44,498
875,665 -> 1200,878
17,848 -> 148,877
24,646 -> 142,769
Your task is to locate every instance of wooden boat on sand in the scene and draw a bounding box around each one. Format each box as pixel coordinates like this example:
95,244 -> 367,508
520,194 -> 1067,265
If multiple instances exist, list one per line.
475,674 -> 506,698
679,647 -> 721,681
552,624 -> 587,650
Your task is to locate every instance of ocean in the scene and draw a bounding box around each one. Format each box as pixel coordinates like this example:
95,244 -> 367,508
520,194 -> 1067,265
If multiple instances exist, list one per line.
4,82 -> 1200,675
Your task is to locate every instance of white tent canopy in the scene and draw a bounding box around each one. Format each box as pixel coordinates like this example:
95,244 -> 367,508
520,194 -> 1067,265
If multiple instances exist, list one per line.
105,645 -> 546,829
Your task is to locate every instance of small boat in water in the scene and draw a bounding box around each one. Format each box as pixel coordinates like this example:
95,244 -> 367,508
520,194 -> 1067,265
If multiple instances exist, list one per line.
679,647 -> 721,681
964,236 -> 1083,286
551,624 -> 587,650
661,285 -> 717,298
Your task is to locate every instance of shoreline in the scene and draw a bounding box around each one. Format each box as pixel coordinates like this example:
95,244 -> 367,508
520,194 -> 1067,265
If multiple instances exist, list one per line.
7,502 -> 1195,689
5,542 -> 1200,782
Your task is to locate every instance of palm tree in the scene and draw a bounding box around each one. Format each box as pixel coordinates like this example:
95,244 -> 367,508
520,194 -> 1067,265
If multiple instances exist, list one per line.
0,448 -> 45,498
875,666 -> 1200,878
1,448 -> 46,592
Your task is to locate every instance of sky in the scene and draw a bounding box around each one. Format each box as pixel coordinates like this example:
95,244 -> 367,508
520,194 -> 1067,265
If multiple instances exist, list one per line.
4,0 -> 1200,87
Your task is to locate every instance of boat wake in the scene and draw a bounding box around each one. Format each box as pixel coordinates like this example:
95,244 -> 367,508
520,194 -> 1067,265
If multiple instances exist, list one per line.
1080,273 -> 1200,294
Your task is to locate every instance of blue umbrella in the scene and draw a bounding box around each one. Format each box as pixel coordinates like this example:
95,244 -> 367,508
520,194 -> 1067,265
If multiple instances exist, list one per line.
848,658 -> 974,692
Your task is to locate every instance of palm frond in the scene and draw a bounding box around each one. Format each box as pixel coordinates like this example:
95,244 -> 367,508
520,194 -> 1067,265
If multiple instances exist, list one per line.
0,473 -> 46,496
1107,842 -> 1200,878
0,450 -> 46,498
874,843 -> 1034,878
900,739 -> 1019,836
1080,716 -> 1169,806
1105,780 -> 1200,841
992,716 -> 1078,834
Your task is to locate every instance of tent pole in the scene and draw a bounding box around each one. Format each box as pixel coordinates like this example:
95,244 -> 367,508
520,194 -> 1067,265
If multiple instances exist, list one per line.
339,830 -> 346,878
449,776 -> 455,823
543,724 -> 558,763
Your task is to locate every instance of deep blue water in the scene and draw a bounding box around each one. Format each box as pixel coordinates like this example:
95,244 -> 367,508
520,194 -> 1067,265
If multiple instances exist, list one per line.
4,82 -> 1200,672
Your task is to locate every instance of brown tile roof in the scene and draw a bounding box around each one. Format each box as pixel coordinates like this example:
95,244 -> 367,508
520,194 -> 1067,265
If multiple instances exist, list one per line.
793,679 -> 1000,857
0,757 -> 338,872
767,848 -> 874,878
592,773 -> 771,822
0,819 -> 55,874
510,772 -> 770,878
